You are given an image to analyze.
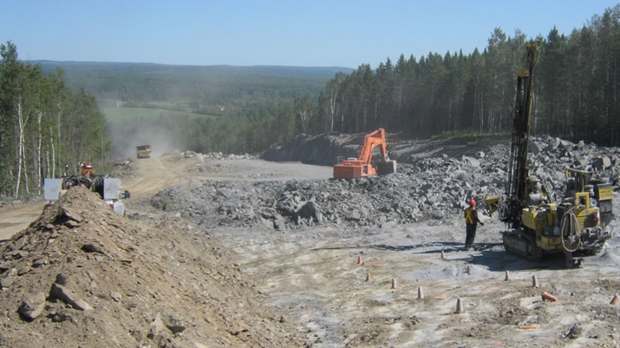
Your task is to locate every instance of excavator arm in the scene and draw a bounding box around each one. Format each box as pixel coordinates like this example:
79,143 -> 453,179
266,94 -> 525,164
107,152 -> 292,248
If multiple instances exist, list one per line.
357,128 -> 391,165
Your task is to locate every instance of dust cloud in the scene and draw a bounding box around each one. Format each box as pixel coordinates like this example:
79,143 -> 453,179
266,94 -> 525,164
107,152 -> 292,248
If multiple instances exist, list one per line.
108,123 -> 181,160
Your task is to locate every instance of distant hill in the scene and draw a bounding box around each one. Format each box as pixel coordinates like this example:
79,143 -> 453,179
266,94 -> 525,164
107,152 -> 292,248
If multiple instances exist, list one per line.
34,60 -> 353,78
32,60 -> 353,104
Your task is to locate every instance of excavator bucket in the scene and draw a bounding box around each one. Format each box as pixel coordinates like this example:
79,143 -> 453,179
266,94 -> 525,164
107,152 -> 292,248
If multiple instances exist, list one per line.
377,160 -> 397,175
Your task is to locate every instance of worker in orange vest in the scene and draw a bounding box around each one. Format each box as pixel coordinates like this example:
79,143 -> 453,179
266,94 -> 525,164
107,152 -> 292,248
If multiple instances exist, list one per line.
464,198 -> 484,250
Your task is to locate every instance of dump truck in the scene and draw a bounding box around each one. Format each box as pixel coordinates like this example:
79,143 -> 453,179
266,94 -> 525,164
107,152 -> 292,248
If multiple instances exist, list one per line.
137,145 -> 151,159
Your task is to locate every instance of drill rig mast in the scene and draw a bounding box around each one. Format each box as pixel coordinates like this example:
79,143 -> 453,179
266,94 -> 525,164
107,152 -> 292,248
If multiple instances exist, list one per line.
503,43 -> 541,226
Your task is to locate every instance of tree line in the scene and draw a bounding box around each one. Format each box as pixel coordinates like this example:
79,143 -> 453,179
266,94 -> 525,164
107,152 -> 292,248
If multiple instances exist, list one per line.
305,5 -> 620,147
0,42 -> 109,198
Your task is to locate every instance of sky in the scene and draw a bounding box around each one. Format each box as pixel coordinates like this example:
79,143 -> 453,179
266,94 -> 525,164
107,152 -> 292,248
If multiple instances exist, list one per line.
0,0 -> 618,69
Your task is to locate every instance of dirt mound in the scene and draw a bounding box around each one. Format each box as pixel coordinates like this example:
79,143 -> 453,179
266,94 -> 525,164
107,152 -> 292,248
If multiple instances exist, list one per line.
0,186 -> 303,347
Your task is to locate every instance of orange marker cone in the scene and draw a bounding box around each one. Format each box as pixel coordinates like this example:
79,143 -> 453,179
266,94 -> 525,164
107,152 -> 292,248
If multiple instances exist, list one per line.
610,294 -> 619,306
357,255 -> 364,265
366,273 -> 371,283
417,286 -> 424,299
441,250 -> 446,259
391,278 -> 397,289
541,291 -> 557,302
532,275 -> 539,288
504,270 -> 511,281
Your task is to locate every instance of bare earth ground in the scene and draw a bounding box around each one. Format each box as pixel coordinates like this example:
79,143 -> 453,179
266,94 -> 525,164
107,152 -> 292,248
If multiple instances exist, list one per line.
1,153 -> 619,347
0,200 -> 47,242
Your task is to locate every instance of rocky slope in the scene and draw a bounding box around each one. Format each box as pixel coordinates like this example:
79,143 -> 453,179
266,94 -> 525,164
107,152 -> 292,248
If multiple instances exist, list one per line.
0,186 -> 303,347
157,135 -> 619,230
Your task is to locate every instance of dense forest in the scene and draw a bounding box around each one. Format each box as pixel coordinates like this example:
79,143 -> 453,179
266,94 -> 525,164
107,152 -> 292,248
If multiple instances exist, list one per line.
0,42 -> 108,198
313,5 -> 620,147
1,5 -> 619,198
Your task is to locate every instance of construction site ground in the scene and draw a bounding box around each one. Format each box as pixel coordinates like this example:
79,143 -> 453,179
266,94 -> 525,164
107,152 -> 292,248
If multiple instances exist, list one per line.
0,148 -> 619,347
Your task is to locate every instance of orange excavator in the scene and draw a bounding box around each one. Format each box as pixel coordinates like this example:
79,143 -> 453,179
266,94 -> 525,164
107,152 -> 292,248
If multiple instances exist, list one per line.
333,128 -> 397,179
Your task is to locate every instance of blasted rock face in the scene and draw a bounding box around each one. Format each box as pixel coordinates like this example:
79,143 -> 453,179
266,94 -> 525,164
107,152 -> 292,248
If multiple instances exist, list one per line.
154,136 -> 619,230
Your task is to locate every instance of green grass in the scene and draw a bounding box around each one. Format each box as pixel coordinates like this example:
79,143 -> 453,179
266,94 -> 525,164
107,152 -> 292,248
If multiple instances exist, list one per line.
103,107 -> 215,123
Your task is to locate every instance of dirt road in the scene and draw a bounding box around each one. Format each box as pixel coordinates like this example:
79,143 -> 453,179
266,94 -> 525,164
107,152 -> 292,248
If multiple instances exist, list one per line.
122,153 -> 333,197
0,199 -> 47,241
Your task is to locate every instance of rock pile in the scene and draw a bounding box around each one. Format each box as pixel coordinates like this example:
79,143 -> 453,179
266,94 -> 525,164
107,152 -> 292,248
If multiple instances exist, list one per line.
0,186 -> 303,347
153,136 -> 619,230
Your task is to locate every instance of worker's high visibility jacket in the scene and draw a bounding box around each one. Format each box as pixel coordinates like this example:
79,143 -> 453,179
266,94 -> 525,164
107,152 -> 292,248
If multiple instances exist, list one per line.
464,207 -> 477,225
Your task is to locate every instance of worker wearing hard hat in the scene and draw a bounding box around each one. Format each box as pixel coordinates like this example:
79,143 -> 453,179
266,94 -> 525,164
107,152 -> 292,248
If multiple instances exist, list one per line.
464,198 -> 484,250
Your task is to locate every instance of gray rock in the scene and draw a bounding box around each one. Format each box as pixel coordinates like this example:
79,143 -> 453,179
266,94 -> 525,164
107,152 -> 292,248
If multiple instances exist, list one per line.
163,314 -> 186,334
419,183 -> 433,193
529,142 -> 542,153
431,210 -> 445,220
55,273 -> 70,285
273,215 -> 287,231
14,236 -> 27,250
81,243 -> 104,254
16,263 -> 31,275
0,275 -> 15,289
50,283 -> 93,311
32,257 -> 48,268
592,156 -> 612,171
345,211 -> 362,222
110,291 -> 122,302
18,292 -> 46,320
297,201 -> 322,223
462,156 -> 480,167
148,313 -> 166,339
